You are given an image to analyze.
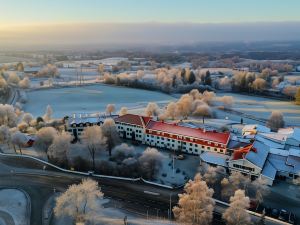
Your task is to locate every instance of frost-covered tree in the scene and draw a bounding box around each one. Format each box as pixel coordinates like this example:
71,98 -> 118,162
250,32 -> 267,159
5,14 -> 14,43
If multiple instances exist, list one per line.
164,102 -> 178,120
47,132 -> 71,167
111,143 -> 136,163
7,73 -> 20,85
202,165 -> 226,187
0,125 -> 11,146
145,102 -> 160,117
11,131 -> 27,154
266,111 -> 285,131
173,173 -> 215,225
138,147 -> 163,179
252,78 -> 266,92
295,88 -> 300,105
82,126 -> 107,170
249,177 -> 269,204
54,179 -> 104,224
223,189 -> 251,225
34,127 -> 58,153
18,77 -> 31,89
101,118 -> 119,156
43,105 -> 53,122
97,64 -> 105,74
105,104 -> 115,115
0,104 -> 18,127
22,113 -> 33,125
119,107 -> 128,116
219,96 -> 234,109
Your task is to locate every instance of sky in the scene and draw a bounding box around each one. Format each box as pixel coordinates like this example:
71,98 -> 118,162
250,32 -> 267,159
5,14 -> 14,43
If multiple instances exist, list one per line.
0,0 -> 300,49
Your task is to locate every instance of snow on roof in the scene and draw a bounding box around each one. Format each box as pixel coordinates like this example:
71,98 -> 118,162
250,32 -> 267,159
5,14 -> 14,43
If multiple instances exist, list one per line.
268,154 -> 294,174
289,148 -> 300,157
255,135 -> 285,149
200,152 -> 229,167
288,128 -> 300,141
146,120 -> 230,144
269,148 -> 289,156
114,114 -> 152,127
242,124 -> 271,133
68,113 -> 116,125
245,141 -> 269,168
278,127 -> 294,135
261,160 -> 277,180
259,132 -> 287,143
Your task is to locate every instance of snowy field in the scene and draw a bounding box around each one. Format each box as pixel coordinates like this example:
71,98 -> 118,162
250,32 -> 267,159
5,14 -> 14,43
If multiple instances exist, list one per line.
215,93 -> 300,126
24,84 -> 176,118
0,189 -> 29,225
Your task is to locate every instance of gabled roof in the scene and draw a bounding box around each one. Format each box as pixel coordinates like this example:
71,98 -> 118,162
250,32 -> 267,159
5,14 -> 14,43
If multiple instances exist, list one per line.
114,114 -> 152,127
245,141 -> 269,169
261,160 -> 277,180
200,152 -> 229,167
146,120 -> 230,144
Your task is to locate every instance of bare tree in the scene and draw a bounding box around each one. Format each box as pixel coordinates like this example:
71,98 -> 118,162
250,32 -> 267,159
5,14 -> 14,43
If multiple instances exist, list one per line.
223,189 -> 251,225
145,102 -> 160,117
119,107 -> 128,116
173,173 -> 215,225
47,132 -> 72,167
97,64 -> 105,74
101,118 -> 120,156
11,131 -> 27,154
138,147 -> 163,179
82,126 -> 107,171
105,104 -> 115,115
54,179 -> 104,224
266,111 -> 285,131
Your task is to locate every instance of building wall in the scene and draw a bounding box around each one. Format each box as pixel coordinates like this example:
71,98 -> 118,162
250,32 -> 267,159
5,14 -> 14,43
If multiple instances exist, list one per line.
115,122 -> 144,142
228,159 -> 262,176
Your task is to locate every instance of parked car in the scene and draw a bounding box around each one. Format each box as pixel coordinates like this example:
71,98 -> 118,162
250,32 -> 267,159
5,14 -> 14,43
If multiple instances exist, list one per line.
278,209 -> 289,222
176,154 -> 185,160
270,208 -> 280,218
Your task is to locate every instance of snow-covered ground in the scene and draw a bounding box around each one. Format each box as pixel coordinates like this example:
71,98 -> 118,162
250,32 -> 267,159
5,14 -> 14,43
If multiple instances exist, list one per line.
215,93 -> 300,126
0,189 -> 29,225
24,84 -> 176,118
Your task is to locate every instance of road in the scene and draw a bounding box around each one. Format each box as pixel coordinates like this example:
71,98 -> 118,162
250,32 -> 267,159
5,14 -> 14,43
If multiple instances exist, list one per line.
0,154 -> 290,225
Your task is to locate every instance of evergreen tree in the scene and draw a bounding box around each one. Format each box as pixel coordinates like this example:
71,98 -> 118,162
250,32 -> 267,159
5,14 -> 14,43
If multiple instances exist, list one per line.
188,71 -> 196,84
205,70 -> 212,86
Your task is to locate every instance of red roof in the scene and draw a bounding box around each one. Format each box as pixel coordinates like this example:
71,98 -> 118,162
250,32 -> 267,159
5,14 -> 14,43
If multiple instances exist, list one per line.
232,144 -> 254,160
146,120 -> 230,144
114,114 -> 152,127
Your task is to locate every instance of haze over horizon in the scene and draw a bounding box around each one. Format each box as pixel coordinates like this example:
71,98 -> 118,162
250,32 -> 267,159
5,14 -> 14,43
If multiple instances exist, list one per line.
1,0 -> 300,50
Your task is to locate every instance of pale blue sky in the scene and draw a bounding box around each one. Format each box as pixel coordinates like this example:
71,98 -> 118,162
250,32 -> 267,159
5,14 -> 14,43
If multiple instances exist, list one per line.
1,0 -> 299,25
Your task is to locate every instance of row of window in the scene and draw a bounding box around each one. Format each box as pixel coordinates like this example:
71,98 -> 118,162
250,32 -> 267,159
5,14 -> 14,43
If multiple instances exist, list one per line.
233,164 -> 255,172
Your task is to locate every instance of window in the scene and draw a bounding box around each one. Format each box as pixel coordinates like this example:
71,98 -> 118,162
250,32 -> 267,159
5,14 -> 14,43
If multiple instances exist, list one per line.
195,149 -> 198,152
214,148 -> 217,151
220,149 -> 224,153
190,143 -> 192,146
202,146 -> 204,148
207,147 -> 210,150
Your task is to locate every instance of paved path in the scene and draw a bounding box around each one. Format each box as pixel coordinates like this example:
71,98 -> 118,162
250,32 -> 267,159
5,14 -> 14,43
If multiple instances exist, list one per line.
0,211 -> 15,225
